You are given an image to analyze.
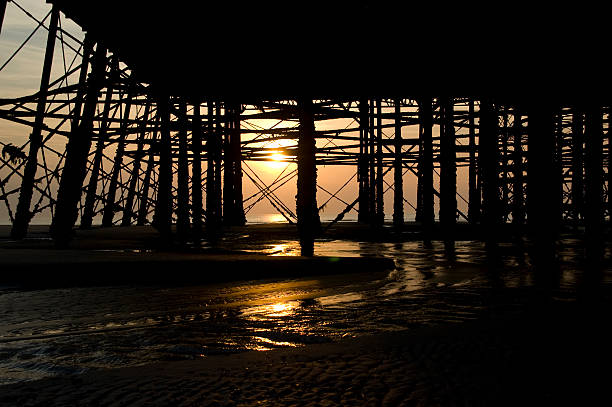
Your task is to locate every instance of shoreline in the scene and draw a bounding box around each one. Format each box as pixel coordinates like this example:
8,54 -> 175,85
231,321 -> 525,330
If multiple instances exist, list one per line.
1,297 -> 610,406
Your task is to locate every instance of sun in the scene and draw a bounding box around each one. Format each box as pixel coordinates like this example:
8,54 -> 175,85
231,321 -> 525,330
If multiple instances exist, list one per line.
265,149 -> 288,169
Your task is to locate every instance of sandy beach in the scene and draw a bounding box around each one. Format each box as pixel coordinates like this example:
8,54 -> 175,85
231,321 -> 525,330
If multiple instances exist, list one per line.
1,298 -> 610,407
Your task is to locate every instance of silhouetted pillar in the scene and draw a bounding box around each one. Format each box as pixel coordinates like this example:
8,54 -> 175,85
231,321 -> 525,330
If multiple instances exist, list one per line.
468,99 -> 480,224
375,99 -> 384,225
553,111 -> 564,226
102,86 -> 134,227
176,100 -> 190,240
500,110 -> 509,219
368,100 -> 376,224
393,99 -> 404,227
512,109 -> 525,227
479,99 -> 500,252
191,102 -> 203,238
584,104 -> 603,263
122,103 -> 150,226
527,102 -> 557,266
206,100 -> 222,233
49,43 -> 107,244
418,97 -> 434,238
607,109 -> 612,223
439,97 -> 456,245
153,95 -> 172,240
214,102 -> 223,224
571,107 -> 584,225
137,117 -> 158,226
358,98 -> 370,223
297,98 -> 319,256
223,102 -> 246,226
81,56 -> 117,229
11,6 -> 59,239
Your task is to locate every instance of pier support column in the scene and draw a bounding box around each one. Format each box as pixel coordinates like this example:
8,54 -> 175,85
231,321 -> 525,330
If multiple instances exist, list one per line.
512,109 -> 525,228
468,99 -> 480,224
479,99 -> 500,253
607,109 -> 612,223
584,104 -> 603,263
81,56 -> 117,229
49,43 -> 107,244
191,101 -> 203,239
571,107 -> 584,225
527,102 -> 557,268
297,98 -> 320,256
223,101 -> 246,226
206,100 -> 222,233
11,6 -> 59,239
153,95 -> 173,241
439,97 -> 456,247
137,118 -> 158,226
375,99 -> 384,225
358,98 -> 370,223
101,86 -> 133,227
176,100 -> 190,240
418,97 -> 434,240
122,103 -> 150,226
393,99 -> 404,227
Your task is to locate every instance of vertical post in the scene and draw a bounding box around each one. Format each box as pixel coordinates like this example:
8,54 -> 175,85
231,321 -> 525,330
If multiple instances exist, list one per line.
368,100 -> 376,224
49,43 -> 107,244
223,102 -> 233,224
418,97 -> 434,238
191,101 -> 203,238
122,103 -> 150,226
584,104 -> 603,263
571,107 -> 584,225
376,99 -> 384,225
233,104 -> 245,225
439,97 -> 456,245
358,98 -> 370,223
80,56 -> 117,229
101,85 -> 133,227
214,101 -> 223,224
480,99 -> 500,252
607,108 -> 612,223
527,101 -> 557,267
501,109 -> 509,220
468,99 -> 480,224
512,108 -> 525,227
393,98 -> 404,227
176,100 -> 190,240
136,116 -> 158,226
153,94 -> 172,241
553,111 -> 565,226
297,97 -> 319,256
11,6 -> 59,239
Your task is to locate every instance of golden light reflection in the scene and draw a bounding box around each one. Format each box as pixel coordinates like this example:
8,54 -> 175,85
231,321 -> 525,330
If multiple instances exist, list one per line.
265,150 -> 286,169
241,301 -> 300,318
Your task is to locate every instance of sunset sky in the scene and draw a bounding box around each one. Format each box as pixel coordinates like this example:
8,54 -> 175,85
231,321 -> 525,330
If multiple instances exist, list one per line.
0,0 -> 471,226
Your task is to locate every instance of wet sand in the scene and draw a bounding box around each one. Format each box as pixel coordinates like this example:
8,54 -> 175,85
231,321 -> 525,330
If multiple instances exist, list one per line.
1,297 -> 610,406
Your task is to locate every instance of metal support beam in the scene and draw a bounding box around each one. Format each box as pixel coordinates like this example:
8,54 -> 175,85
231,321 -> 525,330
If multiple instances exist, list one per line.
153,95 -> 173,241
512,109 -> 525,227
297,97 -> 319,256
571,107 -> 584,225
418,97 -> 434,238
49,42 -> 107,244
527,102 -> 557,266
223,101 -> 245,226
468,99 -> 480,224
480,99 -> 500,252
0,0 -> 8,36
393,98 -> 404,227
439,97 -> 456,243
101,85 -> 133,227
375,98 -> 384,225
80,56 -> 117,229
191,101 -> 203,238
358,98 -> 370,223
11,6 -> 59,239
137,117 -> 158,226
584,104 -> 603,263
122,103 -> 150,226
176,100 -> 190,240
